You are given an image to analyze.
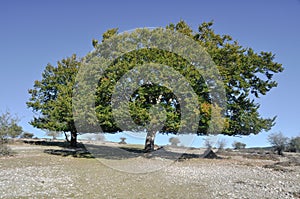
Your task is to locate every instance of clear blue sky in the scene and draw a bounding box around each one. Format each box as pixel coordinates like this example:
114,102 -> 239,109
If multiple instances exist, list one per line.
0,0 -> 299,147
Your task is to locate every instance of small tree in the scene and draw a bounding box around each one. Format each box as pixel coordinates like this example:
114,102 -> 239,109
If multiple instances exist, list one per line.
44,130 -> 61,140
169,137 -> 180,146
232,141 -> 246,149
0,144 -> 12,156
85,134 -> 94,141
267,132 -> 288,155
0,111 -> 23,142
119,137 -> 127,144
216,138 -> 227,151
27,55 -> 80,147
21,132 -> 34,139
288,136 -> 300,153
0,111 -> 22,156
94,134 -> 105,142
85,133 -> 105,142
203,137 -> 216,149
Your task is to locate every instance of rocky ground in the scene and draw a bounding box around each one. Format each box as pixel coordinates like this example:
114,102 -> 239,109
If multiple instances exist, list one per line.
0,141 -> 299,199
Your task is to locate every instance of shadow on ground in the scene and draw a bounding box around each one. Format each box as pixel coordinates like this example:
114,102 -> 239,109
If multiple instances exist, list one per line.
22,139 -> 220,160
22,140 -> 93,158
84,144 -> 203,160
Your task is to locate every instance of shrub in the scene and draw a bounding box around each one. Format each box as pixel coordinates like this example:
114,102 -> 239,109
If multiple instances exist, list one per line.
44,130 -> 61,140
0,144 -> 12,156
94,134 -> 105,142
216,138 -> 227,151
119,137 -> 127,144
21,132 -> 34,139
0,111 -> 23,140
169,137 -> 180,146
288,136 -> 300,153
232,141 -> 246,149
203,137 -> 216,149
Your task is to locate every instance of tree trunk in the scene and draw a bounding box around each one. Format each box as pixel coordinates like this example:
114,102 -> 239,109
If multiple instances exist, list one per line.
144,130 -> 156,152
70,131 -> 77,147
63,132 -> 70,143
277,148 -> 283,156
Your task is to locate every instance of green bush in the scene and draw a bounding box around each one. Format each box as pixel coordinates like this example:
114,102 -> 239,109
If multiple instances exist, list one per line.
232,141 -> 246,149
0,144 -> 12,156
267,132 -> 288,155
119,137 -> 127,144
288,136 -> 300,153
0,111 -> 23,140
21,132 -> 34,139
169,137 -> 180,146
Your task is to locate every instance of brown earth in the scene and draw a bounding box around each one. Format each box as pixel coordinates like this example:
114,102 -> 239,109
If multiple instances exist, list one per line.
0,141 -> 299,199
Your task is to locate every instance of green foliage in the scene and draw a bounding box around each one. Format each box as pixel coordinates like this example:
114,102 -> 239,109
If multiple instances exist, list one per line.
44,129 -> 61,140
0,111 -> 23,141
267,132 -> 288,155
102,28 -> 118,42
92,28 -> 119,48
93,49 -> 210,134
203,137 -> 226,150
0,144 -> 12,156
119,137 -> 127,144
288,136 -> 300,153
94,134 -> 105,142
192,21 -> 282,135
28,20 -> 284,148
232,141 -> 246,149
86,133 -> 105,142
27,54 -> 80,146
21,132 -> 34,139
0,111 -> 21,156
169,137 -> 180,146
83,20 -> 283,137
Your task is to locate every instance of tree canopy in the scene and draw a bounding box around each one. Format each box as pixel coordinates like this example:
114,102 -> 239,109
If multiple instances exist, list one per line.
28,20 -> 283,150
193,21 -> 283,135
75,21 -> 282,150
27,54 -> 80,146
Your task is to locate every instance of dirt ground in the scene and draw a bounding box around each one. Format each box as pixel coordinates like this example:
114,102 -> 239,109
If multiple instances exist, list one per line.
1,141 -> 300,199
